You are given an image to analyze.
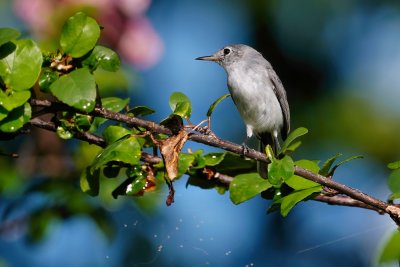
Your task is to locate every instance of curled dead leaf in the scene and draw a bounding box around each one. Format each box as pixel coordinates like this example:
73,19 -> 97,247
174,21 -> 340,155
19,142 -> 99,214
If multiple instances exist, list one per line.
158,129 -> 189,181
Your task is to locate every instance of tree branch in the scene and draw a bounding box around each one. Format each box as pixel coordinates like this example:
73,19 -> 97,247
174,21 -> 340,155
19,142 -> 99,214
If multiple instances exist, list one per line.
29,98 -> 400,224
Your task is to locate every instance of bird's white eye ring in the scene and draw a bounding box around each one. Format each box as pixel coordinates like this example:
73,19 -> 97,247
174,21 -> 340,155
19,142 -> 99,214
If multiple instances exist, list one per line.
223,48 -> 231,55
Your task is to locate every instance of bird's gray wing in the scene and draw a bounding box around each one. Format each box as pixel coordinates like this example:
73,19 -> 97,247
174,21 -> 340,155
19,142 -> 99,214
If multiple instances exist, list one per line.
267,66 -> 290,140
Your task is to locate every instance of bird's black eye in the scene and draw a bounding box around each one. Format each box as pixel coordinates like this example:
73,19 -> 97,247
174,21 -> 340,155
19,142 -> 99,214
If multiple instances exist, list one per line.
223,48 -> 231,55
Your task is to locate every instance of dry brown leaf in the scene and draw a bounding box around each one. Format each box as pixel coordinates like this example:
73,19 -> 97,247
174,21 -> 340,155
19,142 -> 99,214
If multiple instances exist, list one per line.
159,129 -> 189,181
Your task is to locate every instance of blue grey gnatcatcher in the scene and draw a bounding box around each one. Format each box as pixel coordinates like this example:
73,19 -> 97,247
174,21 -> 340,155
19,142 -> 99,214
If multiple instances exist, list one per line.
196,44 -> 290,156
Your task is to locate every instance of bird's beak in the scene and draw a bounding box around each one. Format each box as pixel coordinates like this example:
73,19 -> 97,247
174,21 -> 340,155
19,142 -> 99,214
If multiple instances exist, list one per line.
195,55 -> 219,61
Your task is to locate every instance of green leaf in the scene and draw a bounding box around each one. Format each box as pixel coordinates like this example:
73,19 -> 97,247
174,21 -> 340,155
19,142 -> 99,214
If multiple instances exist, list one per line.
89,97 -> 129,132
102,97 -> 129,112
229,173 -> 273,204
206,93 -> 230,117
56,126 -> 73,139
0,28 -> 20,46
0,39 -> 43,91
90,136 -> 141,173
177,153 -> 195,178
169,92 -> 192,119
279,127 -> 308,155
213,152 -> 256,175
102,125 -> 131,144
112,178 -> 134,199
287,160 -> 321,190
285,141 -> 302,154
127,106 -> 155,117
126,176 -> 147,196
0,90 -> 30,111
190,150 -> 207,170
80,167 -> 100,196
0,102 -> 31,132
268,155 -> 295,187
60,12 -> 100,58
0,42 -> 16,60
203,152 -> 226,166
160,114 -> 183,133
280,187 -> 321,217
38,68 -> 58,92
50,68 -> 96,112
388,160 -> 400,170
329,155 -> 363,176
388,192 -> 400,201
319,153 -> 342,176
388,169 -> 400,194
82,45 -> 120,72
378,230 -> 400,263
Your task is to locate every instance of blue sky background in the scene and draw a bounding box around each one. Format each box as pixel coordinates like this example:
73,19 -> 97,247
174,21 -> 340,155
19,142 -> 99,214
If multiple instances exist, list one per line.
1,0 -> 400,266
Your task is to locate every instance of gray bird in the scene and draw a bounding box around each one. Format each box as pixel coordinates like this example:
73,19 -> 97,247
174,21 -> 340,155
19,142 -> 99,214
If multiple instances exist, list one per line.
196,44 -> 290,158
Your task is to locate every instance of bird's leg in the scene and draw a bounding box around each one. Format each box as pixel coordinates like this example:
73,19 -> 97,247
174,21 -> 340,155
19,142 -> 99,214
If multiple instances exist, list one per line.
241,125 -> 254,156
241,140 -> 250,156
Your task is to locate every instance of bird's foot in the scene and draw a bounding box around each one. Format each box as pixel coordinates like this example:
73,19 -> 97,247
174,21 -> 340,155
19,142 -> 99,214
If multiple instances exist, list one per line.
241,142 -> 250,156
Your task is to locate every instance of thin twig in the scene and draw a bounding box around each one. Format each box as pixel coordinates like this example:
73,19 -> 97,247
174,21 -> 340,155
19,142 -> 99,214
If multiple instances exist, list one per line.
29,98 -> 400,224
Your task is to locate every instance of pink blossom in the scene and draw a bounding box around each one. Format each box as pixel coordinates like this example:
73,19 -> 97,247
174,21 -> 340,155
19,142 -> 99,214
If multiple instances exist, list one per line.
118,17 -> 163,69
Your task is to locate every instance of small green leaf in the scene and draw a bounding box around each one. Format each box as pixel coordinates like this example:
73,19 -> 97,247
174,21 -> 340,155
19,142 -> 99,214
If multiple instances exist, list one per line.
102,125 -> 131,144
102,97 -> 129,112
378,230 -> 400,263
160,114 -> 183,133
388,161 -> 400,170
38,68 -> 58,92
319,153 -> 342,176
268,155 -> 295,187
285,141 -> 302,154
229,173 -> 273,204
213,152 -> 256,175
191,150 -> 207,170
206,93 -> 230,117
126,176 -> 147,196
74,114 -> 92,132
80,167 -> 100,196
90,136 -> 141,173
60,12 -> 100,57
56,126 -> 73,139
203,152 -> 226,166
50,68 -> 96,112
279,127 -> 308,155
0,39 -> 43,91
0,102 -> 31,132
127,106 -> 155,117
0,107 -> 8,121
0,28 -> 20,46
287,160 -> 321,190
329,155 -> 363,176
265,145 -> 275,161
90,97 -> 129,132
112,178 -> 134,199
280,187 -> 321,217
82,45 -> 120,72
388,192 -> 400,201
177,153 -> 195,178
0,42 -> 16,59
0,90 -> 30,111
388,169 -> 400,194
169,92 -> 192,119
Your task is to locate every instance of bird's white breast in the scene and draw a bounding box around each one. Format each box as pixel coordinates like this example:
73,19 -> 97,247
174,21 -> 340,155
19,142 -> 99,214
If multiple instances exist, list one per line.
226,65 -> 284,137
